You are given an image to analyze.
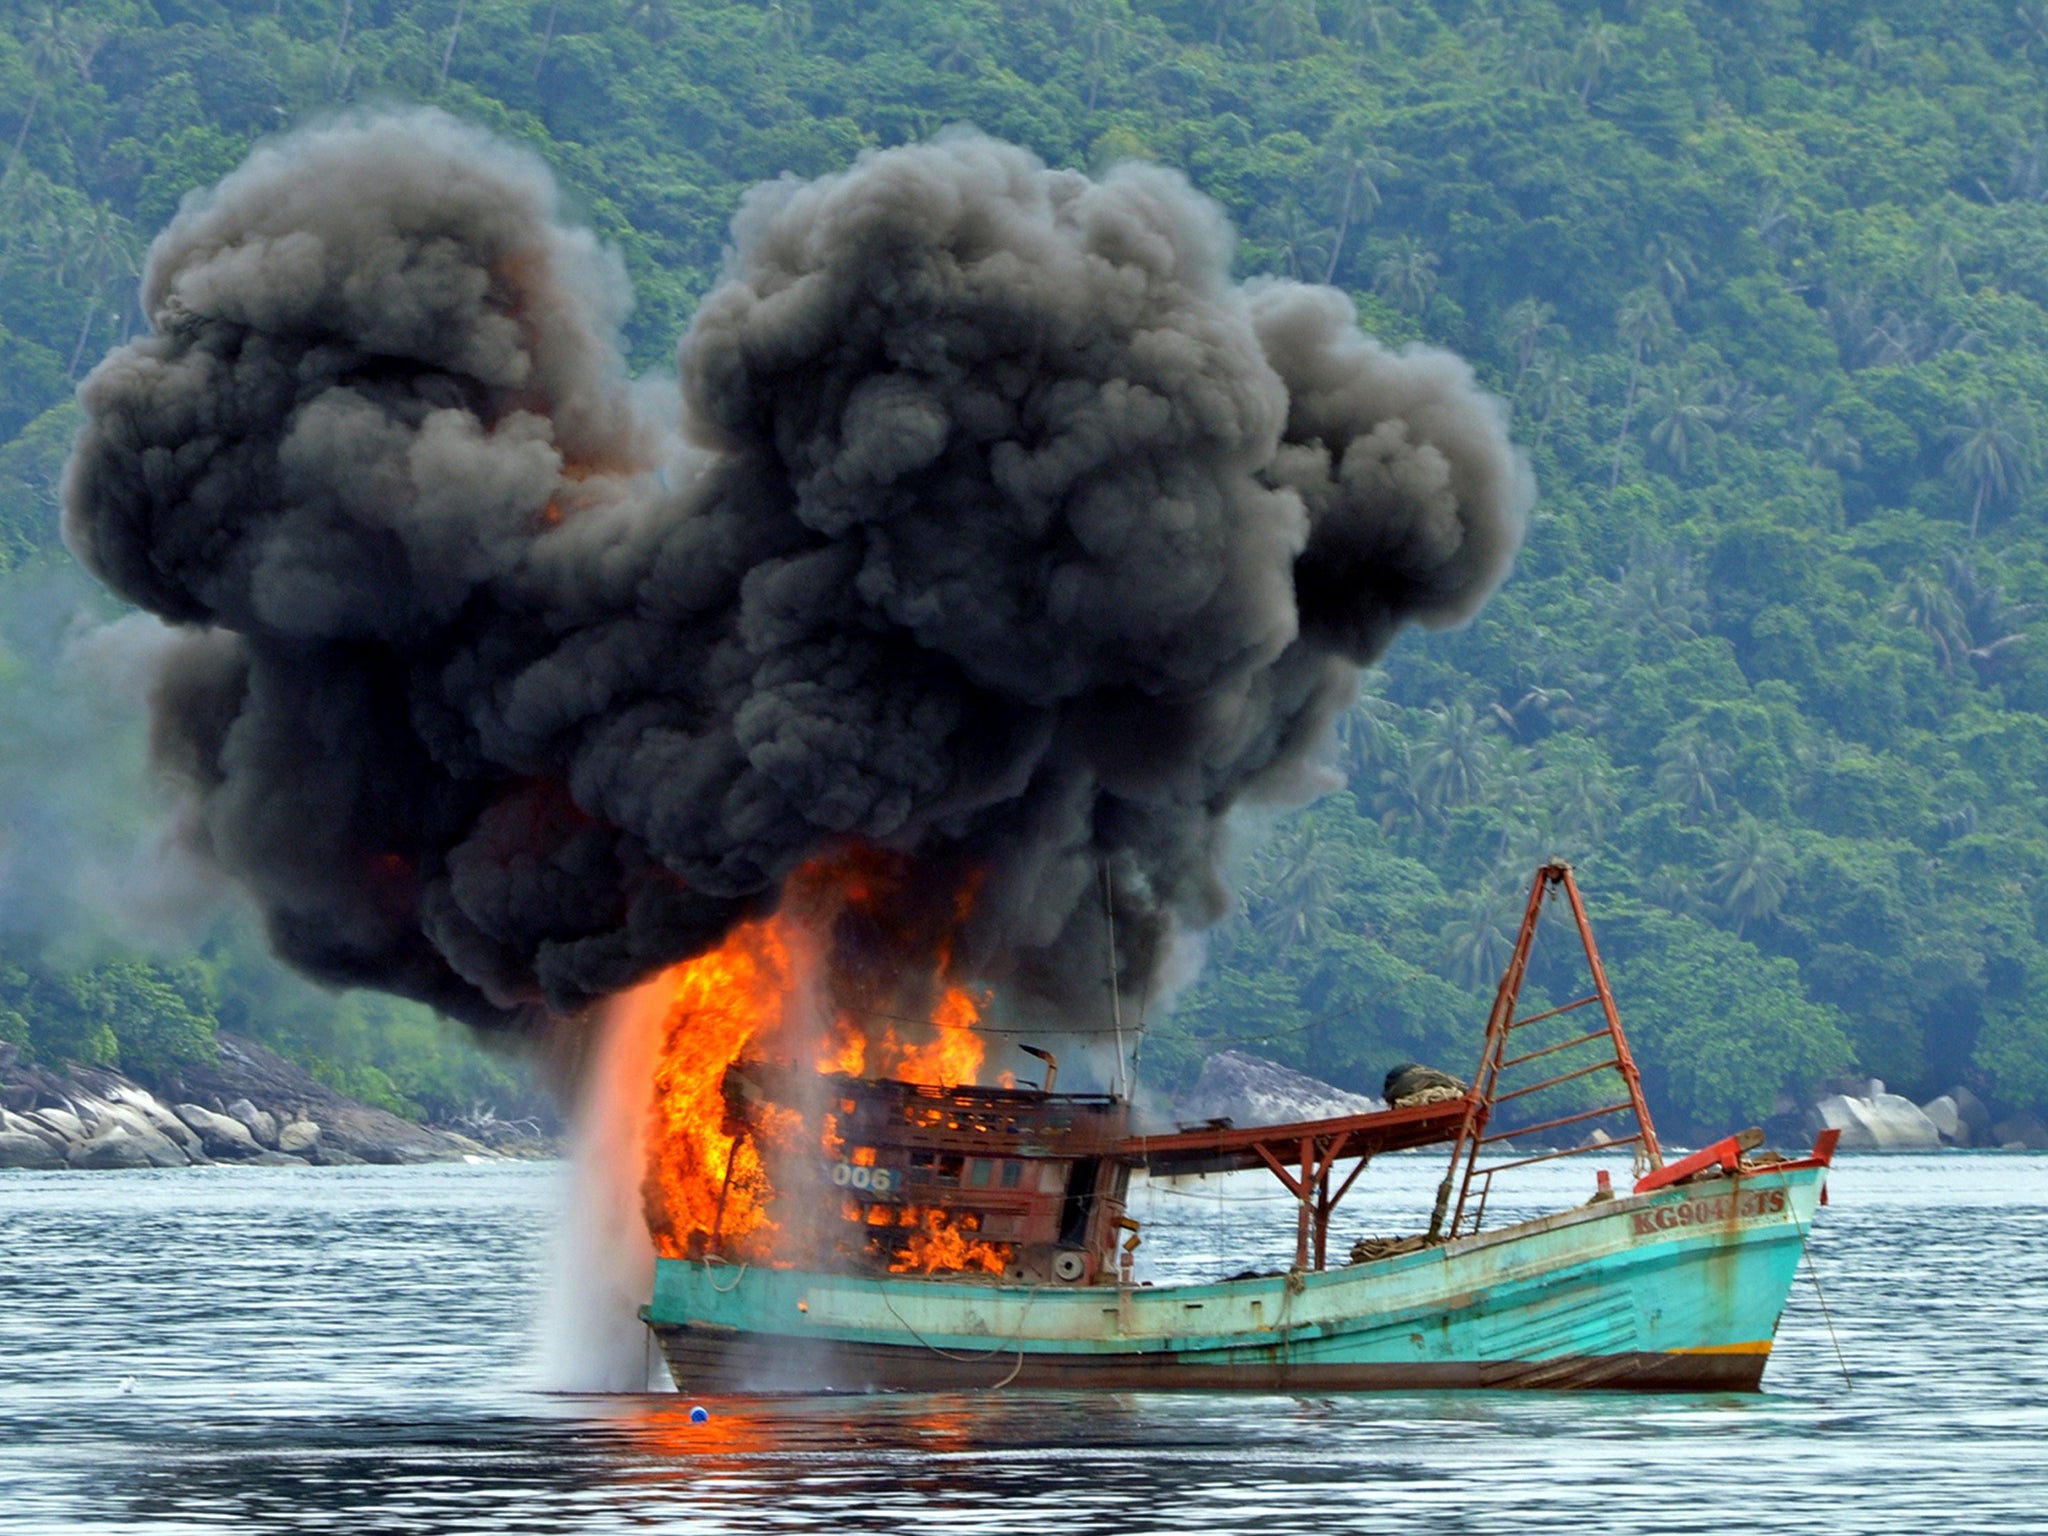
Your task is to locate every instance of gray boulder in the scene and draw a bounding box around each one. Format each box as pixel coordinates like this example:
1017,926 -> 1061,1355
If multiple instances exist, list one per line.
94,1105 -> 192,1166
277,1119 -> 321,1155
1920,1095 -> 1969,1145
69,1125 -> 157,1170
1992,1111 -> 2048,1150
1949,1085 -> 1994,1138
1811,1093 -> 1942,1151
105,1086 -> 203,1155
30,1105 -> 85,1143
1,1110 -> 68,1154
1176,1051 -> 1383,1129
0,1129 -> 65,1169
225,1098 -> 279,1148
175,1104 -> 261,1158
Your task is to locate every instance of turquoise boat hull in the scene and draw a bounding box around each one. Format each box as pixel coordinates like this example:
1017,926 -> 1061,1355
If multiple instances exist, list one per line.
644,1162 -> 1826,1393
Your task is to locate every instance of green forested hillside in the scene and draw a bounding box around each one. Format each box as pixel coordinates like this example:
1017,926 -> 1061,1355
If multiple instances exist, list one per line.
3,0 -> 2048,1135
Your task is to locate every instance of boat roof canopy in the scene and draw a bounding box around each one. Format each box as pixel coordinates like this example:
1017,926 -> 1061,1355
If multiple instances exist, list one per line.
1119,1096 -> 1472,1178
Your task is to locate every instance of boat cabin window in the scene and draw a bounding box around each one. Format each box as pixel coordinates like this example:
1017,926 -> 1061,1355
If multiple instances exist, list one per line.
1059,1158 -> 1100,1246
1000,1160 -> 1023,1189
969,1158 -> 993,1188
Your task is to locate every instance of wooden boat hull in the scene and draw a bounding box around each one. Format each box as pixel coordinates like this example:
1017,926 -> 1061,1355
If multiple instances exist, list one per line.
644,1162 -> 1824,1394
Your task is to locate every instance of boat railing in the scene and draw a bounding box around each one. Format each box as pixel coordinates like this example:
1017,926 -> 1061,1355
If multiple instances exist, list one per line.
1429,860 -> 1665,1241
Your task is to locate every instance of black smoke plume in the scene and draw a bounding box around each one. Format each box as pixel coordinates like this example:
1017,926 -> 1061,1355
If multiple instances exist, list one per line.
63,114 -> 1529,1036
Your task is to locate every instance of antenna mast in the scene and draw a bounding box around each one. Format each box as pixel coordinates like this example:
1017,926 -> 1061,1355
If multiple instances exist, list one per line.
1102,861 -> 1128,1099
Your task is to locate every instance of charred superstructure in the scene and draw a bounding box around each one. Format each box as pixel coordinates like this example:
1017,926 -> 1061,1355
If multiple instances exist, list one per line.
723,1064 -> 1133,1284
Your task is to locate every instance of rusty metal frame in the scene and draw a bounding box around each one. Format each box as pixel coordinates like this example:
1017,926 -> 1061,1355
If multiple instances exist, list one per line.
1428,860 -> 1663,1241
1250,1132 -> 1376,1272
1124,1096 -> 1468,1273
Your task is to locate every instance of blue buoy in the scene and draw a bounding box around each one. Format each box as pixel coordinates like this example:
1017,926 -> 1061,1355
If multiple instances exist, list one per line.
689,1405 -> 709,1423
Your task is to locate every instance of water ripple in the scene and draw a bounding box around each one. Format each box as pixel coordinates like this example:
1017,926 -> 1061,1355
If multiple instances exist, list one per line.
0,1154 -> 2041,1534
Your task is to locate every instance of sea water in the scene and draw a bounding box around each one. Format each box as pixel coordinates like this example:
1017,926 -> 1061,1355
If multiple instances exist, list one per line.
0,1153 -> 2042,1534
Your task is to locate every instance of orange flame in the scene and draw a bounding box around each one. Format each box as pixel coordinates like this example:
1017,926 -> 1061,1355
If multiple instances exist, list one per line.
889,1208 -> 1012,1275
635,916 -> 801,1261
813,983 -> 987,1087
637,848 -> 992,1263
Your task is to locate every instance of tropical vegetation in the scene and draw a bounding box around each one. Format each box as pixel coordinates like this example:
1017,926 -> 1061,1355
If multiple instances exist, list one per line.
4,0 -> 2048,1136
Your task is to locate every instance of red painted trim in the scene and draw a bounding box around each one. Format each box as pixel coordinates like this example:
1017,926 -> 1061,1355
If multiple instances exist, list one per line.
1771,1126 -> 1842,1175
1633,1132 -> 1746,1194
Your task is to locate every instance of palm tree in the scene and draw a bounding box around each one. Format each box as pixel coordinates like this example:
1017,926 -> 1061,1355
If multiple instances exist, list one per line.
1643,362 -> 1727,473
1325,0 -> 1391,50
1318,122 -> 1393,284
2009,133 -> 2048,202
1711,817 -> 1790,935
0,169 -> 53,280
1613,545 -> 1709,643
1077,1 -> 1124,108
2016,0 -> 2048,61
1752,193 -> 1795,254
1261,201 -> 1330,281
1801,416 -> 1863,473
1494,683 -> 1597,739
1252,0 -> 1307,59
330,0 -> 356,89
1655,727 -> 1735,823
926,18 -> 983,73
4,7 -> 80,189
1941,550 -> 2040,671
64,201 -> 138,379
1411,701 -> 1496,817
1526,352 -> 1581,449
1886,570 -> 1969,671
1332,677 -> 1396,778
1441,885 -> 1520,990
1208,0 -> 1235,47
1849,18 -> 1891,73
1252,822 -> 1337,952
1374,742 -> 1427,834
1642,234 -> 1696,305
1574,20 -> 1619,105
437,0 -> 467,86
1499,298 -> 1561,391
1507,40 -> 1560,91
1945,397 -> 2035,538
1609,286 -> 1672,488
1643,868 -> 1703,918
1544,760 -> 1618,849
531,0 -> 560,81
765,0 -> 809,50
1919,237 -> 1961,299
1373,235 -> 1439,313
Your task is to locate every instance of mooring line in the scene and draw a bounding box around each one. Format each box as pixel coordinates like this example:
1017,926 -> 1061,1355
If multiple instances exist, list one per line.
1796,1220 -> 1852,1391
875,1278 -> 1045,1389
702,1257 -> 751,1294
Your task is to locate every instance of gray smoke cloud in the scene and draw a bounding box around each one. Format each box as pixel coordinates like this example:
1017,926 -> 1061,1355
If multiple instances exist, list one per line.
62,113 -> 1529,1036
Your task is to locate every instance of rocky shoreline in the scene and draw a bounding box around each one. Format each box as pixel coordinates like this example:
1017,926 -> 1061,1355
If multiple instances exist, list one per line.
0,1033 -> 561,1170
1803,1079 -> 2048,1151
1174,1051 -> 2048,1154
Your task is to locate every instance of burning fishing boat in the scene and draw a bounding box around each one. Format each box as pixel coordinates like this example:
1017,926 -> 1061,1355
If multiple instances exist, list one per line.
639,860 -> 1839,1393
57,118 -> 1818,1393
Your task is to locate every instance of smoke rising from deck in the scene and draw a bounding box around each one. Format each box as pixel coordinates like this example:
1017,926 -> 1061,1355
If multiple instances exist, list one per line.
63,112 -> 1529,1037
